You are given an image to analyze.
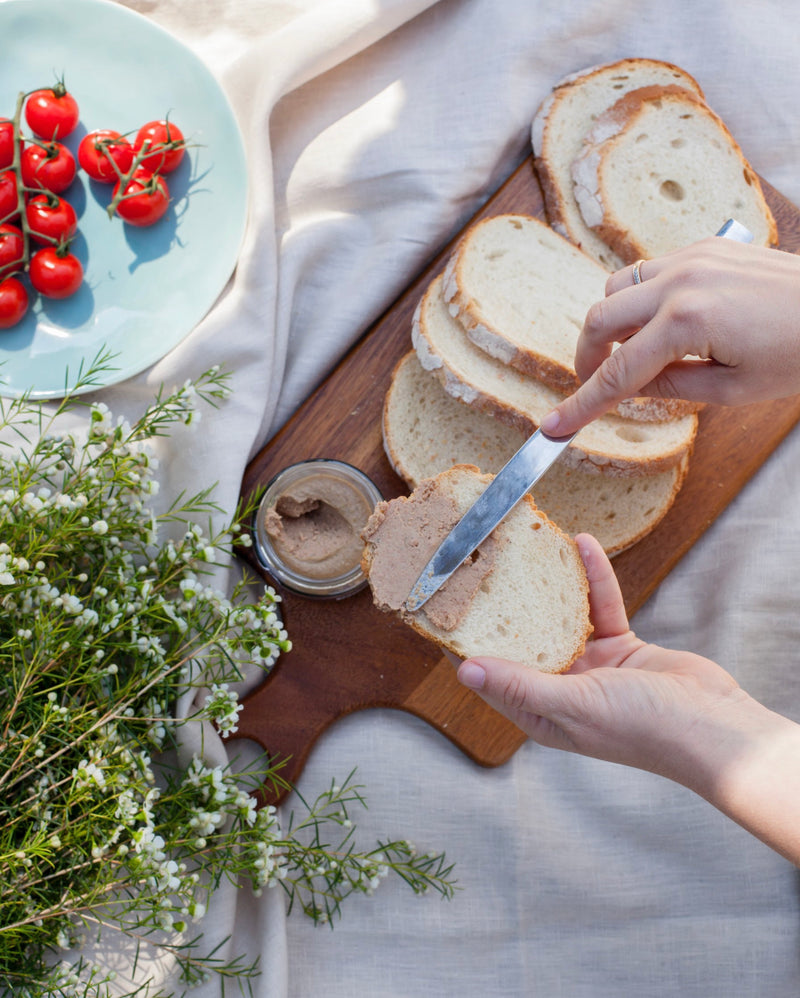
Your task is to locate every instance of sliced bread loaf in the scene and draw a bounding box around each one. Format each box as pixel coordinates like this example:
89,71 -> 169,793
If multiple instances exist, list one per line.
361,463 -> 591,672
442,212 -> 699,420
532,58 -> 705,269
383,351 -> 689,555
571,85 -> 778,261
413,272 -> 698,477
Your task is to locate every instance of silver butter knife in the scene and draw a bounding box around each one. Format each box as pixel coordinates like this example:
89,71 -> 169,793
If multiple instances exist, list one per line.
403,218 -> 753,613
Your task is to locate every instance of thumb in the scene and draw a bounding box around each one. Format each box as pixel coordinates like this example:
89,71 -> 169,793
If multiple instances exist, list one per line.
457,656 -> 584,748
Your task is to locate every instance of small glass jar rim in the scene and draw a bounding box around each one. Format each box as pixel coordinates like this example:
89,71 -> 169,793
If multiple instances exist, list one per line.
252,459 -> 383,599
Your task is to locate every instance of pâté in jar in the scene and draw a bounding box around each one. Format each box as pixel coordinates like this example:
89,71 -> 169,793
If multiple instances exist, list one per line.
253,459 -> 383,598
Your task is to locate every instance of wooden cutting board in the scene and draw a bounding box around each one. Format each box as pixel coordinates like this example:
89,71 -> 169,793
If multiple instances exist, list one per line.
231,158 -> 800,805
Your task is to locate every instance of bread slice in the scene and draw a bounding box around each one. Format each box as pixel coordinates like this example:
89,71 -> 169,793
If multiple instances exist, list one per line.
384,351 -> 689,555
413,272 -> 698,477
442,212 -> 699,420
532,58 -> 705,269
571,85 -> 778,261
361,464 -> 591,672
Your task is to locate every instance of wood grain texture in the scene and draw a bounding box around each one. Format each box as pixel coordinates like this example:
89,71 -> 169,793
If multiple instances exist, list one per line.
230,162 -> 800,806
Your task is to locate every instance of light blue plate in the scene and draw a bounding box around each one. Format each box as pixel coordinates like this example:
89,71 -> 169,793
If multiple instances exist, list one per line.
0,0 -> 248,398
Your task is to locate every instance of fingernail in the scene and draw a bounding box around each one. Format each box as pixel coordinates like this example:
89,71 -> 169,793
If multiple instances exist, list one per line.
575,535 -> 593,571
541,410 -> 560,433
457,661 -> 486,690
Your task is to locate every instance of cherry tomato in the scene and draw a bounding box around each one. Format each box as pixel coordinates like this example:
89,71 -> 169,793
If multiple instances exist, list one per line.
78,129 -> 134,183
0,276 -> 28,328
0,170 -> 19,222
24,85 -> 80,140
0,118 -> 21,171
0,224 -> 25,279
133,119 -> 185,174
21,141 -> 76,193
113,169 -> 169,227
25,193 -> 78,246
29,246 -> 83,299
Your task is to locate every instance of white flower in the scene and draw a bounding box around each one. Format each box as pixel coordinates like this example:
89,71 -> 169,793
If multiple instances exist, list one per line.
73,760 -> 106,789
204,683 -> 243,737
92,520 -> 109,535
77,608 -> 99,628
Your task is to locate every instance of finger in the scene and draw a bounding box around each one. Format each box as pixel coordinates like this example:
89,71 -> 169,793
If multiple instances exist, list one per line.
574,533 -> 629,639
542,317 -> 694,436
604,255 -> 669,297
540,351 -> 642,435
574,283 -> 660,383
456,654 -> 618,755
456,655 -> 576,741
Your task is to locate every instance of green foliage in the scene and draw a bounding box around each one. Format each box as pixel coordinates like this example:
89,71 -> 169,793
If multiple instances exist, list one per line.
0,354 -> 455,997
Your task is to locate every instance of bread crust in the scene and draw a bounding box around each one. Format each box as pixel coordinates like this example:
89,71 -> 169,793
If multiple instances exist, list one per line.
442,239 -> 579,394
532,58 -> 706,269
413,274 -> 699,478
571,85 -> 779,261
441,213 -> 700,422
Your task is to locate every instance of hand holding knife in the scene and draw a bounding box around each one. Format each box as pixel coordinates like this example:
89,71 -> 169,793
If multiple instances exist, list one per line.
403,219 -> 754,613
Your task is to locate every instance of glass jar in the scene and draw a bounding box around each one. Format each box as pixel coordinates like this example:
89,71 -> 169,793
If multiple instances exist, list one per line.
252,459 -> 383,599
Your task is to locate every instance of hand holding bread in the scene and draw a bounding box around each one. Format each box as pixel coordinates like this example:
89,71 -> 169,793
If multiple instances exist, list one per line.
544,237 -> 800,436
457,533 -> 800,867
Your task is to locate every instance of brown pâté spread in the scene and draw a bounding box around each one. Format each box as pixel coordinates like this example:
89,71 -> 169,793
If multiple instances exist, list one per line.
264,472 -> 373,581
361,479 -> 498,632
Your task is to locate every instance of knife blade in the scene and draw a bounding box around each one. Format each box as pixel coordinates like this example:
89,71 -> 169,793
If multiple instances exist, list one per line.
403,218 -> 754,613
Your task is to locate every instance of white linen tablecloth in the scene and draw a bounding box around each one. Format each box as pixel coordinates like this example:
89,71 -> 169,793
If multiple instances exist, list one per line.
66,0 -> 800,994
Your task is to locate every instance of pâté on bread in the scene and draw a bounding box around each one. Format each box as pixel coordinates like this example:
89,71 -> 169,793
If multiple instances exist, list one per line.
361,464 -> 592,673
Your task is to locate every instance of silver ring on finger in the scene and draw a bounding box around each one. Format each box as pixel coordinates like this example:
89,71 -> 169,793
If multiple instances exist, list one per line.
632,259 -> 646,286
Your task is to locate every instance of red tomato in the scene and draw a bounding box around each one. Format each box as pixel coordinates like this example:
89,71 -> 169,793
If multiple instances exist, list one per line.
29,247 -> 83,299
0,118 -> 20,171
78,129 -> 134,183
21,141 -> 76,193
0,224 -> 25,278
0,276 -> 28,328
25,194 -> 78,246
113,169 -> 169,227
24,85 -> 80,140
0,170 -> 19,222
133,119 -> 185,174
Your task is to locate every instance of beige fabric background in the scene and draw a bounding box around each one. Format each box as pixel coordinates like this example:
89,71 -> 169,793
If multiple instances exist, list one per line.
44,0 -> 800,994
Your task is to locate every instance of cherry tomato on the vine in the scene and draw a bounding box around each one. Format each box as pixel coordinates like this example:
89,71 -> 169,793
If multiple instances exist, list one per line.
0,170 -> 19,222
0,119 -> 21,171
133,119 -> 185,174
78,129 -> 134,183
21,140 -> 76,193
24,85 -> 80,140
113,168 -> 169,227
0,276 -> 28,328
29,246 -> 83,299
0,224 -> 25,279
0,223 -> 24,277
25,193 -> 78,246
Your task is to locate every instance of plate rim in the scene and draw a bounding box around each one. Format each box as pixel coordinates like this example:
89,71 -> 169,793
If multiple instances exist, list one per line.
0,0 -> 249,400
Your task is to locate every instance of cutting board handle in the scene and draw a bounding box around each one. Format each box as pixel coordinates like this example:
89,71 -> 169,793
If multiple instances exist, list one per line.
230,619 -> 526,807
